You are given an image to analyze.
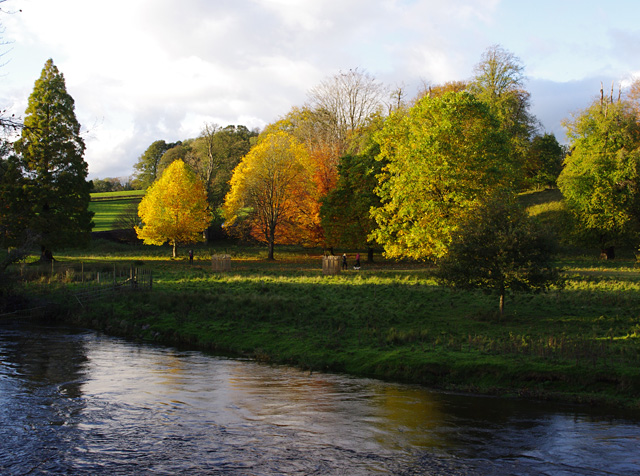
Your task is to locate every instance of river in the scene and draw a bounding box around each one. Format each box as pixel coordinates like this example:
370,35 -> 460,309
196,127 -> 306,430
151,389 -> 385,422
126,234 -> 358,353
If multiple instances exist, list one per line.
1,320 -> 639,475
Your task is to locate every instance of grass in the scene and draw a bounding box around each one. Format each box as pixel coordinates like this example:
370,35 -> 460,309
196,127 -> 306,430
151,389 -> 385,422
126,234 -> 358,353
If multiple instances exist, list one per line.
6,238 -> 640,409
5,188 -> 640,408
89,190 -> 144,232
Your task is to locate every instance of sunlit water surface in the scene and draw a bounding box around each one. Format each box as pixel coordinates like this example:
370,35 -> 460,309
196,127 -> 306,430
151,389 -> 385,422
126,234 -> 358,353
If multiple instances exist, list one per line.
1,321 -> 639,475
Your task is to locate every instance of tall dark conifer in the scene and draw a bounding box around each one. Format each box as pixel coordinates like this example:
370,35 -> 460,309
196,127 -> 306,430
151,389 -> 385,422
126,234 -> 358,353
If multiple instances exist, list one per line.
14,59 -> 93,260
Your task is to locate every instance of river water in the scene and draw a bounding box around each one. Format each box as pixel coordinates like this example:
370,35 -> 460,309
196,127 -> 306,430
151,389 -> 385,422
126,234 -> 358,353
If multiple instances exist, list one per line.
1,321 -> 639,476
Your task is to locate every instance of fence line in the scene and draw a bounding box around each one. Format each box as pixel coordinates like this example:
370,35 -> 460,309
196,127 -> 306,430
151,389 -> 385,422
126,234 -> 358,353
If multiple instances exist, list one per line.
1,262 -> 152,319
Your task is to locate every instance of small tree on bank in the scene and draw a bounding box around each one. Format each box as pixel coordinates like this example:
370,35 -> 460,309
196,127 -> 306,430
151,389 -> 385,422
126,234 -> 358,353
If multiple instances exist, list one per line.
436,197 -> 558,318
135,160 -> 211,258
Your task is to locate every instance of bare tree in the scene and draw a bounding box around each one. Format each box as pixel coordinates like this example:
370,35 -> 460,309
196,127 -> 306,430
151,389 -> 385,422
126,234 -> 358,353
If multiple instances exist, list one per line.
307,68 -> 388,155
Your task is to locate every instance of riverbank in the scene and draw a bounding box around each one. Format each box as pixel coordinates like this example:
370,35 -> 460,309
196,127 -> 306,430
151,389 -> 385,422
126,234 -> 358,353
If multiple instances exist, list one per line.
27,243 -> 639,410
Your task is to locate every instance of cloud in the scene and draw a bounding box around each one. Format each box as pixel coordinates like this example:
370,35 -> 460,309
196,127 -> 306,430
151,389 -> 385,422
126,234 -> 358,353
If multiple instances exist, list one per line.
2,0 -> 640,178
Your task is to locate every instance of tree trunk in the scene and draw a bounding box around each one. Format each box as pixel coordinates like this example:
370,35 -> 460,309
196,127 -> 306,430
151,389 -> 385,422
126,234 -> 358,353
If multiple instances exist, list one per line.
172,241 -> 177,258
267,240 -> 275,260
40,246 -> 54,262
600,246 -> 615,260
499,292 -> 505,319
367,247 -> 374,263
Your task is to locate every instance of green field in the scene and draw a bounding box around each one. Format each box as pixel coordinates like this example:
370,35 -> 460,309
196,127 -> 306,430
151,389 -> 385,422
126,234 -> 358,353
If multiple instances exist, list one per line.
6,188 -> 640,408
89,190 -> 144,232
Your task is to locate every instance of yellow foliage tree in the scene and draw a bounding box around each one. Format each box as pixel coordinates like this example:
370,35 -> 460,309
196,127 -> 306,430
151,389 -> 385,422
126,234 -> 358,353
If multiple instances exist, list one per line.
135,159 -> 211,257
223,131 -> 314,260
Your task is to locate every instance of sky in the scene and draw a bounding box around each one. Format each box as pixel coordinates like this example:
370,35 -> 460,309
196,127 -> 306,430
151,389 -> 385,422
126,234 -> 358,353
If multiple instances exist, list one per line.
1,0 -> 639,179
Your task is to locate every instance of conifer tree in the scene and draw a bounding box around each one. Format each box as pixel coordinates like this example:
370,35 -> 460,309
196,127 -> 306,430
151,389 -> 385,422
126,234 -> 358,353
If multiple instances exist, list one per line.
14,59 -> 93,260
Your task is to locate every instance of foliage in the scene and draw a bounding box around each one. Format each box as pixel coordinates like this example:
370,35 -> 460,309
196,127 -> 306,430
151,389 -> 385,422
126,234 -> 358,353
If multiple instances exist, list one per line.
470,45 -> 539,183
92,176 -> 134,193
320,120 -> 385,255
436,196 -> 559,317
558,96 -> 640,253
132,140 -> 180,189
13,59 -> 93,260
370,91 -> 517,260
223,131 -> 314,260
136,159 -> 211,257
524,133 -> 565,189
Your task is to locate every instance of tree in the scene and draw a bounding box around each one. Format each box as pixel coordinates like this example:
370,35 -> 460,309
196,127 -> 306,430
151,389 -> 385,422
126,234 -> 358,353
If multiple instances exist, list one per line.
320,118 -> 385,260
557,93 -> 640,257
470,45 -> 539,183
524,133 -> 565,189
132,140 -> 179,189
370,92 -> 517,260
307,68 -> 388,156
436,196 -> 558,318
223,131 -> 313,260
135,159 -> 211,258
13,59 -> 93,261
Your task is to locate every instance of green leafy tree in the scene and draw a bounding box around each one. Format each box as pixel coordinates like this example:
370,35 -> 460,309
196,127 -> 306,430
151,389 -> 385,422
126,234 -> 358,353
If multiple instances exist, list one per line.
132,140 -> 180,189
470,45 -> 538,183
370,92 -> 517,260
557,94 -> 640,257
13,59 -> 93,261
436,196 -> 558,318
0,142 -> 28,252
525,133 -> 565,189
320,120 -> 385,261
135,159 -> 211,258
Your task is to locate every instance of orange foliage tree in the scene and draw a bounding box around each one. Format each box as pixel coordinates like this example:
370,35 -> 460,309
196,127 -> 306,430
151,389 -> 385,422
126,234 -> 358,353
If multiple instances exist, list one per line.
135,159 -> 211,257
223,131 -> 314,260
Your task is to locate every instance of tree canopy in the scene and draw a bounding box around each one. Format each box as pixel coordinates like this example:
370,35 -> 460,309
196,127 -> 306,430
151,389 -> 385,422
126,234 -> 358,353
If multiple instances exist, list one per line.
436,196 -> 558,317
135,159 -> 211,257
558,94 -> 640,254
13,59 -> 93,260
370,91 -> 517,260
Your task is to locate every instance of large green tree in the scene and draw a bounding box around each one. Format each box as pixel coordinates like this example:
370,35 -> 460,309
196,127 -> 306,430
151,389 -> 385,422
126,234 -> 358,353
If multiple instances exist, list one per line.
370,92 -> 517,260
558,94 -> 640,256
470,45 -> 538,183
14,59 -> 93,260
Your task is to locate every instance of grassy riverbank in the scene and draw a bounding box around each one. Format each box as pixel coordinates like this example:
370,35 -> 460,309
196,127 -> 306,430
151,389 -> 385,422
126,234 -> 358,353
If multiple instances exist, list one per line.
12,240 -> 638,410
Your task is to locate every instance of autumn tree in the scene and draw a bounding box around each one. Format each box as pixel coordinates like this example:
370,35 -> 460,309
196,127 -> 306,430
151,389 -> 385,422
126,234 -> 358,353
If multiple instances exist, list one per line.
135,159 -> 211,258
558,92 -> 640,257
370,92 -> 517,260
223,131 -> 313,260
436,196 -> 558,318
13,59 -> 93,261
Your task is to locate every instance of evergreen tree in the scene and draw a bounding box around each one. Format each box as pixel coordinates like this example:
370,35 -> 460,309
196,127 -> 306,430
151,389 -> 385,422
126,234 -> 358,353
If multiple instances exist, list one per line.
14,59 -> 93,260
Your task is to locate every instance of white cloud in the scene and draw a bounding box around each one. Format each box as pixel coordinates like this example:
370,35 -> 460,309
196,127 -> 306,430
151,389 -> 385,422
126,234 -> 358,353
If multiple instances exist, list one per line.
2,0 -> 640,178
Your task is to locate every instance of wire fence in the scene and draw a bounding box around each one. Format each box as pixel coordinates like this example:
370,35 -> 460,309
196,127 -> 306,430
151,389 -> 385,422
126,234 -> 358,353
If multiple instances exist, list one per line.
1,262 -> 152,319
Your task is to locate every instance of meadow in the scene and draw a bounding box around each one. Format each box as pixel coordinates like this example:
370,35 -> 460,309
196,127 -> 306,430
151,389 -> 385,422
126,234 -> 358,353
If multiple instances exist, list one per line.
5,189 -> 640,409
89,190 -> 144,232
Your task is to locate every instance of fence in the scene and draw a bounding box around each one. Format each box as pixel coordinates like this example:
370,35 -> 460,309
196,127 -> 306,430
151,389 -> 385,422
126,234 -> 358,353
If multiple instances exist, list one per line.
211,254 -> 231,272
322,255 -> 342,275
1,262 -> 152,318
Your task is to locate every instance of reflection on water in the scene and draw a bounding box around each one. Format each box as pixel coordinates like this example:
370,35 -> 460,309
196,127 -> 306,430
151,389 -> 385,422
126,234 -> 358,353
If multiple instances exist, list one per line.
1,320 -> 639,475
